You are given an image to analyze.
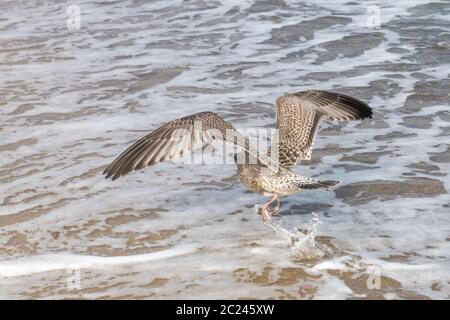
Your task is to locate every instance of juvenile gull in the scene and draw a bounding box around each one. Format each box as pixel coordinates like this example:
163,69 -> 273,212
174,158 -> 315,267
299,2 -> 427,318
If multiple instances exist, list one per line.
104,90 -> 372,223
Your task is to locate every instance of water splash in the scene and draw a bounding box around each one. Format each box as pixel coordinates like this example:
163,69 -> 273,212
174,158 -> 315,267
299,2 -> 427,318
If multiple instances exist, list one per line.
267,212 -> 323,259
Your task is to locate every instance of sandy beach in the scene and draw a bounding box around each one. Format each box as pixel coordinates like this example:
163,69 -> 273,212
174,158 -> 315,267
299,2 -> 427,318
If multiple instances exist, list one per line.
0,0 -> 449,299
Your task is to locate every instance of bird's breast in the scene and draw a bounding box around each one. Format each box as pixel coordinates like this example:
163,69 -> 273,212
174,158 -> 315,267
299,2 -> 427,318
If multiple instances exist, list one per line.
238,172 -> 266,195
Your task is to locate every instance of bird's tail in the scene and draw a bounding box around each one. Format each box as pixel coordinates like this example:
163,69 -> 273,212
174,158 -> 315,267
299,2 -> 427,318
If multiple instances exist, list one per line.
300,180 -> 341,190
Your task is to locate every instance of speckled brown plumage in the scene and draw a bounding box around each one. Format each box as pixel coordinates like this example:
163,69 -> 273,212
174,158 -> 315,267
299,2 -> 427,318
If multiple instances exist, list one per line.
274,90 -> 373,168
104,90 -> 372,223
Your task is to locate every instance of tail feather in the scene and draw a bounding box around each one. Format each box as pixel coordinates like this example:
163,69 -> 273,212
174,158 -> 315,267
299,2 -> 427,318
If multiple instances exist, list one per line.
300,180 -> 340,190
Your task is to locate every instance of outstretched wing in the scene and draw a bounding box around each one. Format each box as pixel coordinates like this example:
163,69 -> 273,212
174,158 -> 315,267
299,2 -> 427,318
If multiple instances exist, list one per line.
104,111 -> 253,180
273,90 -> 372,168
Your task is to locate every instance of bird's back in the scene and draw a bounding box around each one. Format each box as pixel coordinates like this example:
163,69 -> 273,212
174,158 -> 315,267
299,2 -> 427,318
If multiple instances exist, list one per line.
236,162 -> 339,196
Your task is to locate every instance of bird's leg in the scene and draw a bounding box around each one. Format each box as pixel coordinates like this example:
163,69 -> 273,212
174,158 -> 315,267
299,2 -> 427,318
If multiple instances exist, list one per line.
269,195 -> 281,216
259,194 -> 278,224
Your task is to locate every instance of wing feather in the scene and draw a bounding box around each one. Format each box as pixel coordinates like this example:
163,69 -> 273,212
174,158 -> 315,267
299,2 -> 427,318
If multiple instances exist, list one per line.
272,90 -> 372,168
103,111 -> 266,180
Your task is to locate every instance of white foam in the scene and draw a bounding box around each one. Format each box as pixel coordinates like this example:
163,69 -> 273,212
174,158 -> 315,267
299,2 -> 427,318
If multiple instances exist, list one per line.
0,244 -> 201,278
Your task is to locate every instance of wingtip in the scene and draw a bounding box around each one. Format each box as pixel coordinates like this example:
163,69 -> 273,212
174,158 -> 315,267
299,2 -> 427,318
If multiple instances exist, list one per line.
103,164 -> 112,176
111,172 -> 122,181
103,172 -> 120,181
103,168 -> 116,180
358,102 -> 373,120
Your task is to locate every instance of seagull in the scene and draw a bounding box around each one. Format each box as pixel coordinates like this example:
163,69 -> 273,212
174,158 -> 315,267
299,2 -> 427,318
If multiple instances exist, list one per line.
104,90 -> 372,223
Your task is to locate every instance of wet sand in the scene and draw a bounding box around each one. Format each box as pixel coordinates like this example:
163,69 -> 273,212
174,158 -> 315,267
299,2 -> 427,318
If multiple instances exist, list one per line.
0,0 -> 449,299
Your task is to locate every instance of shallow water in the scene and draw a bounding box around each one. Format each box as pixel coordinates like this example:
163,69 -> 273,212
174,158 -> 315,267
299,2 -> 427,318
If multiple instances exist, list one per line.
0,0 -> 449,299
